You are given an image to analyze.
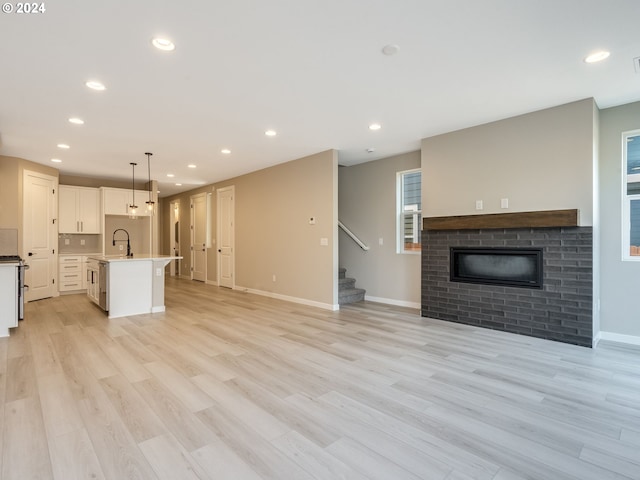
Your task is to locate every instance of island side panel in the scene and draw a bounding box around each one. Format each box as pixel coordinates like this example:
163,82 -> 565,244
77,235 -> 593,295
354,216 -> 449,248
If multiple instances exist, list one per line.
151,259 -> 171,313
107,260 -> 153,319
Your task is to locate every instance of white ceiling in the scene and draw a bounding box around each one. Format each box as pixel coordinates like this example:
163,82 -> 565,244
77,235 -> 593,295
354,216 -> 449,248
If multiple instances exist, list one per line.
1,0 -> 639,197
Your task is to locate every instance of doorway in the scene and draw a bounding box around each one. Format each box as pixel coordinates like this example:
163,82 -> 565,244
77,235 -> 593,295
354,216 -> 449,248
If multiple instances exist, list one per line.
190,192 -> 207,282
169,199 -> 180,276
217,185 -> 235,288
23,170 -> 58,301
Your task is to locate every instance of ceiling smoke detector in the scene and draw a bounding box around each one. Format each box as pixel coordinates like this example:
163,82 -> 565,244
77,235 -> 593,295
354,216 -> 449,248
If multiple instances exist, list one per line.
382,44 -> 400,56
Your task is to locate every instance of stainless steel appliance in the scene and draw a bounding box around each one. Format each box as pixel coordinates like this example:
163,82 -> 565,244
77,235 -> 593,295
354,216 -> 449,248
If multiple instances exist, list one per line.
87,258 -> 108,311
0,255 -> 26,322
98,261 -> 108,310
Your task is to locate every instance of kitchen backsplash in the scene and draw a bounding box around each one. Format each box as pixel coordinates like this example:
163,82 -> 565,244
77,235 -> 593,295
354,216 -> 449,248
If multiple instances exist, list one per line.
0,228 -> 18,256
58,234 -> 101,254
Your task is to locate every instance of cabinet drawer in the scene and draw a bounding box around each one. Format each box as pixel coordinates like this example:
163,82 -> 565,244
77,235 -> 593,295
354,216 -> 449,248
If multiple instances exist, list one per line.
60,271 -> 81,282
59,263 -> 81,273
59,272 -> 83,290
60,255 -> 82,263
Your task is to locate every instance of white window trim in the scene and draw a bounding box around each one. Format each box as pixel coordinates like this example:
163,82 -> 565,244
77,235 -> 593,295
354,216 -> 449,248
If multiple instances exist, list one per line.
622,129 -> 640,261
396,168 -> 422,255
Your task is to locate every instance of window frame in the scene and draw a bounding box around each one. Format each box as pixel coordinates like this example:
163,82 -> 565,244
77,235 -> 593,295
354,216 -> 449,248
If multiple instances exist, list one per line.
622,129 -> 640,261
396,168 -> 422,255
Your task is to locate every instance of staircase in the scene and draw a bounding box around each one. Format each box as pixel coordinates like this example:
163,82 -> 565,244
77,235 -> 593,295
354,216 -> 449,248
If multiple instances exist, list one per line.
339,267 -> 366,305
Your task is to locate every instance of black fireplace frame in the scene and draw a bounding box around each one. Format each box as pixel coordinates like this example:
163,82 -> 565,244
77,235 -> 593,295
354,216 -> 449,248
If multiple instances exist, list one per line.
450,247 -> 543,289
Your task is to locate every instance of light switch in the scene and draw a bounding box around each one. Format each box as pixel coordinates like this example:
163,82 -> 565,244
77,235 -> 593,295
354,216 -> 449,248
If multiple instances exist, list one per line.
501,198 -> 509,209
64,238 -> 70,245
320,237 -> 328,246
156,268 -> 162,276
475,200 -> 483,210
379,237 -> 384,246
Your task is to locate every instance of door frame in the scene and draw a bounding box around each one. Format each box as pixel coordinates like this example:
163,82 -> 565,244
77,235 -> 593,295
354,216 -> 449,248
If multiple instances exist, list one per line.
216,185 -> 235,288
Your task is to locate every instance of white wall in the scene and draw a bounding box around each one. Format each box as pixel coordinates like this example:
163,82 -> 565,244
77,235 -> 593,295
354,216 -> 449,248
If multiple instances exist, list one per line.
599,100 -> 640,341
339,151 -> 421,308
421,99 -> 595,226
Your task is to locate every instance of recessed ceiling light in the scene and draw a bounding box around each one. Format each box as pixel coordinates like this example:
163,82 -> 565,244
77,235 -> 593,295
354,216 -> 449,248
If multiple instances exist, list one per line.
51,158 -> 62,163
382,44 -> 400,56
366,148 -> 376,153
167,173 -> 175,178
221,148 -> 231,154
68,117 -> 84,125
265,129 -> 277,137
369,123 -> 382,131
584,50 -> 610,63
187,164 -> 196,169
85,80 -> 106,91
57,143 -> 70,149
152,37 -> 175,51
175,183 -> 182,186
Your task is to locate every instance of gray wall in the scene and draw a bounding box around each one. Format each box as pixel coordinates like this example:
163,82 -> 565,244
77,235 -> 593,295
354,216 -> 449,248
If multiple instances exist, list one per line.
599,101 -> 640,338
422,99 -> 595,226
162,150 -> 338,308
339,151 -> 421,307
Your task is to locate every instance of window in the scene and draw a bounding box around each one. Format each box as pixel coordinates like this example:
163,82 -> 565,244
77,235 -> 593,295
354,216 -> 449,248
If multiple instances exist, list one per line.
623,130 -> 640,260
397,169 -> 422,253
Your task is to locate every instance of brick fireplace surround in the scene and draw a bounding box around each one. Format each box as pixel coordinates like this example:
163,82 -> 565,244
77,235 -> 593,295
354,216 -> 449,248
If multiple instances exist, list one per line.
421,210 -> 593,347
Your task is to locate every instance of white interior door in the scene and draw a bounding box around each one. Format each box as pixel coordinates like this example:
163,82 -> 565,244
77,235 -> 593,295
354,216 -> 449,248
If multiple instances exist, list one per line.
169,200 -> 180,277
217,186 -> 234,289
190,193 -> 207,282
23,170 -> 58,301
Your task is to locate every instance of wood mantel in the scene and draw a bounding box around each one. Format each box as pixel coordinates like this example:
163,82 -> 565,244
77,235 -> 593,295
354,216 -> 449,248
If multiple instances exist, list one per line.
423,209 -> 579,231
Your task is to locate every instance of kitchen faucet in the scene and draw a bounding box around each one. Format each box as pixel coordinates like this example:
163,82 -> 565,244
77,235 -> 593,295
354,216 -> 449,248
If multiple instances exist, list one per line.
112,229 -> 132,257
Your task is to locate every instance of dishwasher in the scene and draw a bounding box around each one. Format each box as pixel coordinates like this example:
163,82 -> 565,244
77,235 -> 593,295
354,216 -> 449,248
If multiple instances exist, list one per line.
87,259 -> 108,311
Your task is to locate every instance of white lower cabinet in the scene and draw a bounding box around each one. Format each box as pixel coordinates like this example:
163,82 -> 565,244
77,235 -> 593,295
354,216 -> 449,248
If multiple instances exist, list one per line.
58,255 -> 82,292
59,254 -> 95,293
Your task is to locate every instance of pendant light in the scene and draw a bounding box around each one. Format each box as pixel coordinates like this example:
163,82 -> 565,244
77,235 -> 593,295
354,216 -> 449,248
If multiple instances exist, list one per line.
129,162 -> 138,216
145,152 -> 155,213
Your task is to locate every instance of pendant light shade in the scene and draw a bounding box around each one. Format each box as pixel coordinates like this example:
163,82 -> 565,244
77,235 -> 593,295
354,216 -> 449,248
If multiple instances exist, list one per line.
145,152 -> 155,212
129,162 -> 138,216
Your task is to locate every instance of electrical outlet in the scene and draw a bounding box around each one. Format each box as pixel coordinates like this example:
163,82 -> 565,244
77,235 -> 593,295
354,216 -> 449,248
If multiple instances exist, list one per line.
80,239 -> 85,245
475,200 -> 483,210
119,244 -> 123,251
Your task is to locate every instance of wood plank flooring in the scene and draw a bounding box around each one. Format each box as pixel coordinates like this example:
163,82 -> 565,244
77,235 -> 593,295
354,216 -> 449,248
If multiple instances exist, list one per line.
2,277 -> 640,479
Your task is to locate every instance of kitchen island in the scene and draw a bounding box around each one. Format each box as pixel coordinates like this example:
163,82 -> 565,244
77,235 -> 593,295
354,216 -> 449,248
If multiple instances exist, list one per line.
87,254 -> 181,319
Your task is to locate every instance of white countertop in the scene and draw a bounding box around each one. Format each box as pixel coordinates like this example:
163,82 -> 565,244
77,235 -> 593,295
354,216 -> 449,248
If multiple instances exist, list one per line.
87,254 -> 182,263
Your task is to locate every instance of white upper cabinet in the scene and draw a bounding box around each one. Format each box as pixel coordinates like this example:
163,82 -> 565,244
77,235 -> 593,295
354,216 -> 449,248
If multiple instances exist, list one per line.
102,187 -> 152,216
59,186 -> 101,233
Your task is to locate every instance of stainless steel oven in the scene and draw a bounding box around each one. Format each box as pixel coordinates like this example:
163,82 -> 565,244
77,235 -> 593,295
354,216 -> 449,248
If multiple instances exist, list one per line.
18,260 -> 27,320
0,255 -> 25,324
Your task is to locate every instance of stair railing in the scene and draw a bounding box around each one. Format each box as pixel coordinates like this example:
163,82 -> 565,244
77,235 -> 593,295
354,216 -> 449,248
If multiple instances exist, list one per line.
338,220 -> 370,251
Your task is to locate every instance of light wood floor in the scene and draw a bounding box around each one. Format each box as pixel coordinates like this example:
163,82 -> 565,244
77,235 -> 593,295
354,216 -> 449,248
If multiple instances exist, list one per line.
2,277 -> 640,480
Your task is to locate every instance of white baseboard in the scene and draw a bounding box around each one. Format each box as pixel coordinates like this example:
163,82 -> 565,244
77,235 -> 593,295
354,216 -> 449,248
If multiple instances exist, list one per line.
364,295 -> 420,309
595,331 -> 640,348
205,279 -> 219,286
234,285 -> 339,311
151,306 -> 165,313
